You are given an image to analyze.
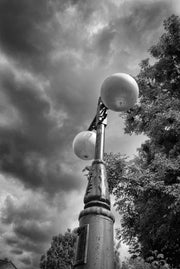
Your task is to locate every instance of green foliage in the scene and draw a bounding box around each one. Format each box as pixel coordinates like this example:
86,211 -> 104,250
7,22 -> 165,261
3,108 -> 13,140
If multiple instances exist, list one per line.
105,153 -> 127,194
146,250 -> 170,269
121,256 -> 170,269
112,15 -> 180,268
39,228 -> 121,269
121,257 -> 151,269
39,229 -> 77,269
114,241 -> 121,269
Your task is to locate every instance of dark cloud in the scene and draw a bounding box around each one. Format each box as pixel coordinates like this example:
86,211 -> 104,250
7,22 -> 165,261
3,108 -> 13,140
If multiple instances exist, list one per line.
93,25 -> 116,61
11,249 -> 23,255
0,0 -> 55,70
0,190 -> 82,268
115,0 -> 172,48
1,195 -> 48,225
72,0 -> 98,21
1,195 -> 58,267
14,222 -> 50,243
15,239 -> 44,254
0,71 -> 52,154
90,0 -> 173,68
0,0 -> 98,71
19,256 -> 31,266
0,0 -> 99,195
0,66 -> 81,193
4,235 -> 18,247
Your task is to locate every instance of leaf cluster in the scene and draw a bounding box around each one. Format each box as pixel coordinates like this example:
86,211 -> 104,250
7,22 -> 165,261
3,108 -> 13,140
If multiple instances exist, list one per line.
39,229 -> 77,269
112,15 -> 180,268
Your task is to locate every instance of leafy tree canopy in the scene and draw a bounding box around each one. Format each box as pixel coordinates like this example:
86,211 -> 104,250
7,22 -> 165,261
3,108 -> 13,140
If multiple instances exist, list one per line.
121,256 -> 170,269
40,229 -> 77,269
110,14 -> 180,268
39,228 -> 121,269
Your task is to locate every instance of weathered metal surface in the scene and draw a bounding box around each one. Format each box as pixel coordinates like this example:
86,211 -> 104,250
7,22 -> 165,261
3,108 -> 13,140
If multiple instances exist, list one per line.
88,98 -> 107,132
74,213 -> 114,269
74,224 -> 89,266
79,206 -> 115,223
84,160 -> 110,209
74,96 -> 114,269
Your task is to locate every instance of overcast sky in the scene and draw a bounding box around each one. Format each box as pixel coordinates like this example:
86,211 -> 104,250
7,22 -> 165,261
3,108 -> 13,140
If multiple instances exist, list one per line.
0,0 -> 179,268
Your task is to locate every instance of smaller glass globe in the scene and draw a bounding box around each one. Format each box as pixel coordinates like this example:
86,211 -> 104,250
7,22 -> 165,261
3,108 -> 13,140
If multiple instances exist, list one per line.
72,131 -> 96,160
100,73 -> 139,112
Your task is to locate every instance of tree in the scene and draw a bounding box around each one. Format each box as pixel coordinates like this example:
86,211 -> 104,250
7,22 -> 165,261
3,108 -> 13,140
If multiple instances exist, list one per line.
121,257 -> 151,269
40,229 -> 77,269
114,241 -> 121,269
112,15 -> 180,268
40,228 -> 121,269
121,256 -> 170,269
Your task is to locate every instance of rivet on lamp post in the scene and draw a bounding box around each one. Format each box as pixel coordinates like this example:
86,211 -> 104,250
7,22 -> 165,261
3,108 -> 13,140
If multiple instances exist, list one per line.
72,73 -> 139,269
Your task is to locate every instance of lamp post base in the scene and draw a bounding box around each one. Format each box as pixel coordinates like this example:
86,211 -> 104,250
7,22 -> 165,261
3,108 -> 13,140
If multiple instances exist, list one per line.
74,207 -> 115,269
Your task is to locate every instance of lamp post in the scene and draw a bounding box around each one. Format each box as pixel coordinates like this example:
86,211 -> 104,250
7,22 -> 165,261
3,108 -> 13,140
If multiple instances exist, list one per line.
73,73 -> 139,269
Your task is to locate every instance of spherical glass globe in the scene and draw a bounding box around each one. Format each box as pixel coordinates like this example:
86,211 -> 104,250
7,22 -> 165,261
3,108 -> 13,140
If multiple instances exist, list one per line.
72,131 -> 96,160
100,73 -> 139,112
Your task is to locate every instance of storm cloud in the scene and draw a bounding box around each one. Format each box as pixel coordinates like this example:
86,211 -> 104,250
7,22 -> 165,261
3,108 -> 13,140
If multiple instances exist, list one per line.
0,0 -> 178,268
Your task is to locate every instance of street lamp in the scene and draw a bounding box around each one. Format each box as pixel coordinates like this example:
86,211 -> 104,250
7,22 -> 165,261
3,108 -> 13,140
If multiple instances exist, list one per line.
73,73 -> 139,269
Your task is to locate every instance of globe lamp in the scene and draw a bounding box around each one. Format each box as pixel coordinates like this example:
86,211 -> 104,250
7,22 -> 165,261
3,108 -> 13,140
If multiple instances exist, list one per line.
100,73 -> 139,112
72,131 -> 96,160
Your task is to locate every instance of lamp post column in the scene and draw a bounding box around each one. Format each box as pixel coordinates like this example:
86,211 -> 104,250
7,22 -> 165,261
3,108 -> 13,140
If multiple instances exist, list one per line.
74,98 -> 115,269
73,73 -> 139,269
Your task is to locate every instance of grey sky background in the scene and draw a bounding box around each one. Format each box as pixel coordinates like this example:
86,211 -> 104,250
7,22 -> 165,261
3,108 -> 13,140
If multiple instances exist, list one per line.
0,0 -> 179,268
